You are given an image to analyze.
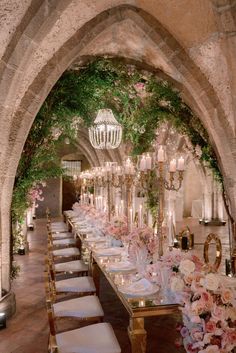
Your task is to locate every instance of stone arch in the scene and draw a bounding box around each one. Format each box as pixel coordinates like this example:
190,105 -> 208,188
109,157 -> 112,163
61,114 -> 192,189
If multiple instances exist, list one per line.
0,2 -> 236,293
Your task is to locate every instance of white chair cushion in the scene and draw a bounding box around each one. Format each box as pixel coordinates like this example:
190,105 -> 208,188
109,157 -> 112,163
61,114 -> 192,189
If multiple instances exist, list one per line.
51,222 -> 66,226
54,260 -> 88,273
53,295 -> 104,318
51,232 -> 73,239
52,247 -> 80,257
55,276 -> 96,293
53,238 -> 76,246
56,322 -> 121,353
51,226 -> 68,232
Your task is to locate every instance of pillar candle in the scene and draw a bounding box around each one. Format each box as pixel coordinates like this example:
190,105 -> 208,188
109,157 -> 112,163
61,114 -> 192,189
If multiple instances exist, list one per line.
140,156 -> 146,171
177,156 -> 185,171
129,208 -> 133,231
168,212 -> 173,247
139,204 -> 143,228
157,146 -> 165,162
169,159 -> 176,172
146,154 -> 152,170
120,200 -> 124,216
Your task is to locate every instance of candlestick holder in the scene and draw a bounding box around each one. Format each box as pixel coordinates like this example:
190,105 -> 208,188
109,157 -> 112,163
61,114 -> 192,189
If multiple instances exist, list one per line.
154,162 -> 184,258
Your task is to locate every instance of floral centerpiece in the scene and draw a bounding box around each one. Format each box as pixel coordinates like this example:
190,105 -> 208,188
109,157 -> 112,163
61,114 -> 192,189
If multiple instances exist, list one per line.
125,226 -> 158,271
127,225 -> 157,255
105,216 -> 128,241
154,249 -> 236,353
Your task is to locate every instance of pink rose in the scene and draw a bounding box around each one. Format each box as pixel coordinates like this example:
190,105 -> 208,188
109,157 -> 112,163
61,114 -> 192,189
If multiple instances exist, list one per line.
185,343 -> 198,353
205,320 -> 217,333
222,329 -> 236,349
191,315 -> 202,324
199,345 -> 220,353
190,327 -> 204,342
221,289 -> 234,304
211,304 -> 226,322
191,300 -> 205,315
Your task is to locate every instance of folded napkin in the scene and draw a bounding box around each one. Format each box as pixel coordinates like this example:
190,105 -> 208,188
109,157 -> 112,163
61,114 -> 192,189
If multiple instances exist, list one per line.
107,261 -> 135,272
126,278 -> 153,293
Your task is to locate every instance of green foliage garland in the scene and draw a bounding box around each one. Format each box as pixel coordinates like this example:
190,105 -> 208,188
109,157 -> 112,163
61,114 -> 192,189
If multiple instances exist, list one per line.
12,57 -> 222,223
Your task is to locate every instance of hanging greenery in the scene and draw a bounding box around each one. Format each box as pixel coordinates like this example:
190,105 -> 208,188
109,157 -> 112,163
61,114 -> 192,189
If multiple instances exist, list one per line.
12,56 -> 222,224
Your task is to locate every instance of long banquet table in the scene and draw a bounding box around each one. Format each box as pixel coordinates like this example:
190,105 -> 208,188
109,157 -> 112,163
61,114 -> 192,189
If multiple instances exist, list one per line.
65,214 -> 180,353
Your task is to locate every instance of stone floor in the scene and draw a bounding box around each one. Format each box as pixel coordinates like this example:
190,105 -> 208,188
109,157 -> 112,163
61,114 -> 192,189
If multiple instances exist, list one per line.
0,218 -> 230,353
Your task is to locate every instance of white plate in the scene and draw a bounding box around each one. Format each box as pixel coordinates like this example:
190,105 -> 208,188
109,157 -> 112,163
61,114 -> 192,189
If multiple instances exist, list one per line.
94,247 -> 122,256
106,261 -> 136,272
118,278 -> 159,297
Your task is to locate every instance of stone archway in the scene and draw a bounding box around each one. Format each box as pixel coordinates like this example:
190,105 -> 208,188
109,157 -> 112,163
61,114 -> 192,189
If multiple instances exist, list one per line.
0,1 -> 235,295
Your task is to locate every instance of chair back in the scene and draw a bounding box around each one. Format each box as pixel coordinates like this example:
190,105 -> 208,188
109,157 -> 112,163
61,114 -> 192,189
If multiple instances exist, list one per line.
47,306 -> 56,336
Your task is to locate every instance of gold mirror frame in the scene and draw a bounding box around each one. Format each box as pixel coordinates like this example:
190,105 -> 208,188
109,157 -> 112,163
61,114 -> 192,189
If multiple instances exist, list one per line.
203,233 -> 222,272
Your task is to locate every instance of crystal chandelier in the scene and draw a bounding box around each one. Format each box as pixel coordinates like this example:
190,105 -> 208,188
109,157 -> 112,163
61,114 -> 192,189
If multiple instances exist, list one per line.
88,109 -> 122,149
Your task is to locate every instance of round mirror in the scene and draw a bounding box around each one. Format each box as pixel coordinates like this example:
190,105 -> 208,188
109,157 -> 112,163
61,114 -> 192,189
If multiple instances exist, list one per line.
203,233 -> 222,272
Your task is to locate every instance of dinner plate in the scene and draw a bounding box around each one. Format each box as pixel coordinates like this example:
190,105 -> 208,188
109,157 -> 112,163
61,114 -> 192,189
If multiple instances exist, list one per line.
106,261 -> 136,272
94,247 -> 122,256
118,278 -> 159,297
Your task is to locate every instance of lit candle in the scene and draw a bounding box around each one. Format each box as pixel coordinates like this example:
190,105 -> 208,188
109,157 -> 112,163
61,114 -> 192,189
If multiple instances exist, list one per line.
125,158 -> 131,175
146,153 -> 152,170
140,156 -> 146,171
120,200 -> 124,216
177,156 -> 185,171
129,208 -> 133,231
169,159 -> 176,172
130,164 -> 135,175
115,205 -> 118,216
139,204 -> 143,228
157,146 -> 165,162
139,300 -> 145,307
168,212 -> 173,247
117,166 -> 122,176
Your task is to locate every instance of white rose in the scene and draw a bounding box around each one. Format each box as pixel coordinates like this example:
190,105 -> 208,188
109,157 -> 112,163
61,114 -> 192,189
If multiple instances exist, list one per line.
170,277 -> 185,292
200,273 -> 220,291
226,306 -> 236,321
199,345 -> 220,353
179,259 -> 195,276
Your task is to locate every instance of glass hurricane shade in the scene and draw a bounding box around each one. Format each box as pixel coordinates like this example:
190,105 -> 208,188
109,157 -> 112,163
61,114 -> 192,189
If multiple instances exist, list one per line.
89,109 -> 122,149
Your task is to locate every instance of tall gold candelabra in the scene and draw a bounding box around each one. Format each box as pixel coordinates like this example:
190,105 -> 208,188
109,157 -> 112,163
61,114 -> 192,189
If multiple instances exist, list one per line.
156,161 -> 184,258
137,150 -> 185,258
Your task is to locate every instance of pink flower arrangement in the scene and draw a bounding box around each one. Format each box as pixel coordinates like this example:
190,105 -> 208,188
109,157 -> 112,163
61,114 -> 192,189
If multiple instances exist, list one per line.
127,226 -> 156,252
133,82 -> 149,99
28,185 -> 45,206
159,250 -> 236,353
105,216 -> 128,240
